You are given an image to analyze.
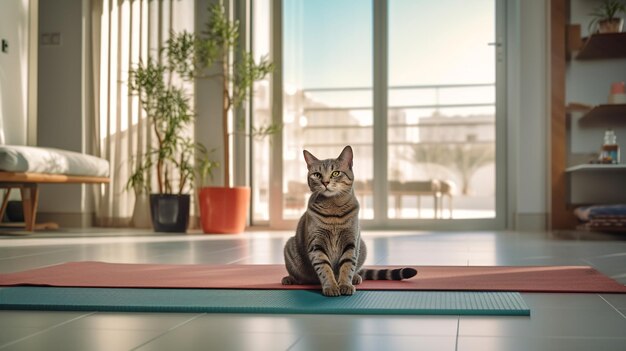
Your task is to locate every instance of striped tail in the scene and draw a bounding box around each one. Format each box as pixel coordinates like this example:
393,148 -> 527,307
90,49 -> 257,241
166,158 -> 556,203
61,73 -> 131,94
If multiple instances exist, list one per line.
359,267 -> 418,281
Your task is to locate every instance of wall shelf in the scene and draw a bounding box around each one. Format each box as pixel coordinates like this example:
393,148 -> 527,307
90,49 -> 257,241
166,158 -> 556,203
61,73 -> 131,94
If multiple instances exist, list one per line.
573,103 -> 626,126
565,164 -> 626,172
574,32 -> 626,60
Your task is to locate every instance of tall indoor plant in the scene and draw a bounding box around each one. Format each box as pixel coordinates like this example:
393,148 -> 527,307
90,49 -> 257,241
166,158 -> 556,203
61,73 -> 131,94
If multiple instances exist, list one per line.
196,3 -> 274,233
129,32 -> 198,232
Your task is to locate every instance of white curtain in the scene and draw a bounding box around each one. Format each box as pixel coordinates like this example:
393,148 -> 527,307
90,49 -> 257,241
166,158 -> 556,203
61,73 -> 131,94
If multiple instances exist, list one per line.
90,0 -> 195,227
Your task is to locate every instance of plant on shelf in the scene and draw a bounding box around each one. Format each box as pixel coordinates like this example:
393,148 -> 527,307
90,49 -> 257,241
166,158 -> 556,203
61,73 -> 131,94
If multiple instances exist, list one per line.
128,31 -> 199,233
194,3 -> 275,234
588,0 -> 626,34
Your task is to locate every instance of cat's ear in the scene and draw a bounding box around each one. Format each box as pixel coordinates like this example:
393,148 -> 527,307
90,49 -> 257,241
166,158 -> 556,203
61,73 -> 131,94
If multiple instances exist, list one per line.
303,150 -> 319,169
337,145 -> 353,169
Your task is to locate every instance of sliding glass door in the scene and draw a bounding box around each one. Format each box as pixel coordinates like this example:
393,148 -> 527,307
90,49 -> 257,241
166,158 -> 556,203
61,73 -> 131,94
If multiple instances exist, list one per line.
252,0 -> 505,229
386,0 -> 500,223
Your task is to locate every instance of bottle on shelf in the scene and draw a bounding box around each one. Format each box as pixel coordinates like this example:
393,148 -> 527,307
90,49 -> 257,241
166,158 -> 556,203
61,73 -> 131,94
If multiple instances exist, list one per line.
599,129 -> 620,164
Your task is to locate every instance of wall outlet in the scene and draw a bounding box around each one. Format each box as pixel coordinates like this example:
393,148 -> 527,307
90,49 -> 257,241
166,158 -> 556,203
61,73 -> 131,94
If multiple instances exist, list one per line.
41,33 -> 50,45
41,33 -> 61,46
50,33 -> 61,45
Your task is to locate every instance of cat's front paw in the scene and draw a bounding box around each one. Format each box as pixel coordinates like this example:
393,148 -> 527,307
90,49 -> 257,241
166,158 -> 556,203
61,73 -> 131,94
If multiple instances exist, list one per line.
281,276 -> 296,285
322,284 -> 341,297
339,283 -> 355,296
352,274 -> 362,285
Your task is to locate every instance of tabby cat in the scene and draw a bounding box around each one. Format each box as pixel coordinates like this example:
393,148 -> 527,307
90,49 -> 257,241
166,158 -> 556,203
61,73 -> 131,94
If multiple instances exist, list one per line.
282,145 -> 417,297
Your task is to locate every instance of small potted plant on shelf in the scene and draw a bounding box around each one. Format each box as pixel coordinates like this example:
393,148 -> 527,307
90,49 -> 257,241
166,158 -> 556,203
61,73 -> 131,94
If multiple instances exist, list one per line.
129,32 -> 198,233
588,0 -> 625,34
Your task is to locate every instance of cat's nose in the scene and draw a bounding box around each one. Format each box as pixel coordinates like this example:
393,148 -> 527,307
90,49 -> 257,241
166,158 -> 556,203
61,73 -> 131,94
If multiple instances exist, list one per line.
322,181 -> 329,187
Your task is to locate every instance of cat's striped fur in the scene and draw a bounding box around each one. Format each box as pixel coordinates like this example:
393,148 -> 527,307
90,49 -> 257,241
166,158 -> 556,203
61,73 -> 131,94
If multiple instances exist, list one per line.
282,146 -> 417,297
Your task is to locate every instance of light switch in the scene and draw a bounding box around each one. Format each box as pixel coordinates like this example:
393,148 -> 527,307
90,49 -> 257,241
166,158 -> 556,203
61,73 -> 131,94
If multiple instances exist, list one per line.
50,33 -> 61,45
1,39 -> 7,53
41,33 -> 61,46
41,33 -> 50,45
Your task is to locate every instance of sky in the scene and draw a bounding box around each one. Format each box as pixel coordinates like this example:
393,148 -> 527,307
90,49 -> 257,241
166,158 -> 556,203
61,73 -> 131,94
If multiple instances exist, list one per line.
283,0 -> 496,90
278,0 -> 497,120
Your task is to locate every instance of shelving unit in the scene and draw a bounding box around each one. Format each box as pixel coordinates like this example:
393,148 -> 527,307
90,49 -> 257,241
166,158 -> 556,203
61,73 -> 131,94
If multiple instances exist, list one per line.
550,0 -> 626,230
566,103 -> 626,126
564,104 -> 626,176
575,32 -> 626,60
565,164 -> 626,172
578,104 -> 626,122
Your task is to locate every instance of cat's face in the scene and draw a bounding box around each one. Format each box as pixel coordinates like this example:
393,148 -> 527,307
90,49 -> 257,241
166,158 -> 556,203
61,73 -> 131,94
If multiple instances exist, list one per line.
303,146 -> 354,196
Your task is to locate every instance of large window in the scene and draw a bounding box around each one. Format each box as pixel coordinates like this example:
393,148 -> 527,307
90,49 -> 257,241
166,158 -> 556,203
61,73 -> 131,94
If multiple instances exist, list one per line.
251,0 -> 504,229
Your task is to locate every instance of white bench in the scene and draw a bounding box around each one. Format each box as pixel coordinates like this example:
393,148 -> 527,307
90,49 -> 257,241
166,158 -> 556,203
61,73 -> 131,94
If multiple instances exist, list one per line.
0,146 -> 110,231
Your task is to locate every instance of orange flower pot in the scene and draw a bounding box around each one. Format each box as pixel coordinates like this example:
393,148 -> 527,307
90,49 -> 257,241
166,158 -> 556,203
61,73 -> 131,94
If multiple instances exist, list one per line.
198,187 -> 250,234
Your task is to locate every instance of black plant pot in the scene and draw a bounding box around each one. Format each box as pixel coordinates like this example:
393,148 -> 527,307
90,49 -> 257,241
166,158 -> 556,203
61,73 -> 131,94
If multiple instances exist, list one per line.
149,194 -> 190,233
5,201 -> 24,222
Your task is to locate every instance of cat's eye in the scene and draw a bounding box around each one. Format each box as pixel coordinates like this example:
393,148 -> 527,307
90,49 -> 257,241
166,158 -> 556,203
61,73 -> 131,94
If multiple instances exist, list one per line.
331,171 -> 341,177
311,172 -> 322,179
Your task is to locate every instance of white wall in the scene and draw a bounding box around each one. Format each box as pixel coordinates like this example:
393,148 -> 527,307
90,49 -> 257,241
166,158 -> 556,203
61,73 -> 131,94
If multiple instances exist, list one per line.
37,0 -> 86,218
0,0 -> 30,146
37,0 -> 82,153
506,0 -> 549,230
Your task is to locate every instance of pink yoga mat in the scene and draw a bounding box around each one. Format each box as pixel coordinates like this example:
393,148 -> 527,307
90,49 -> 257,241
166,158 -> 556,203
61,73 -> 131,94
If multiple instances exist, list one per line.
1,262 -> 625,293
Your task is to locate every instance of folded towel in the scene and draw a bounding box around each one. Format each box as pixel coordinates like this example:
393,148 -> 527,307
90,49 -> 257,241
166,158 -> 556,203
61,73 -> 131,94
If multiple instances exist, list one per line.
574,204 -> 626,222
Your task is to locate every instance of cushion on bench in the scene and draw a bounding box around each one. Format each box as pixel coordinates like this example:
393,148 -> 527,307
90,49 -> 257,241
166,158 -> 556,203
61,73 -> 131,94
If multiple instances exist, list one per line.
0,145 -> 109,178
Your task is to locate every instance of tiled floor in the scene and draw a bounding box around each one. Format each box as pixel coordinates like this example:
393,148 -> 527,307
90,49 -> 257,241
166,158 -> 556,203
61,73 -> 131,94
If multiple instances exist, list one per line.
0,229 -> 625,350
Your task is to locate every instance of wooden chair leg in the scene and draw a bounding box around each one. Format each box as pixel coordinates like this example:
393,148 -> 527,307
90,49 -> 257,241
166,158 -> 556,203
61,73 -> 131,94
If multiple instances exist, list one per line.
0,188 -> 11,221
20,185 -> 39,231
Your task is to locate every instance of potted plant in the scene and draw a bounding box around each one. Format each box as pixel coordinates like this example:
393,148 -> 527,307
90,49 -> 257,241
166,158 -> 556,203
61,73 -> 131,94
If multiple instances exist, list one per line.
195,3 -> 274,234
128,4 -> 274,233
129,32 -> 198,233
588,0 -> 625,34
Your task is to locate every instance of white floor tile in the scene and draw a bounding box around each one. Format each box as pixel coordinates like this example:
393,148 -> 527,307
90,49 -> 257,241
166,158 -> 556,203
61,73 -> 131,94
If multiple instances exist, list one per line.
134,330 -> 299,351
63,312 -> 203,331
457,336 -> 626,351
0,328 -> 42,347
0,328 -> 162,351
459,307 -> 626,338
289,334 -> 457,351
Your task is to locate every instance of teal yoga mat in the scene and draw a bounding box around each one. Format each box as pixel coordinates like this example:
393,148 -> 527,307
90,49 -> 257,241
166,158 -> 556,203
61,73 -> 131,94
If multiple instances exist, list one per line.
0,287 -> 530,316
